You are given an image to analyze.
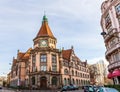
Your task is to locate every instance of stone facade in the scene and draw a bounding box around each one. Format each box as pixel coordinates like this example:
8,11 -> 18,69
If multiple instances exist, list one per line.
9,15 -> 90,89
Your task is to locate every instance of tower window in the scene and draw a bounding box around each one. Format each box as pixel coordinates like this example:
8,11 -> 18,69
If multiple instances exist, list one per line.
41,66 -> 47,71
40,54 -> 47,62
32,55 -> 36,63
52,55 -> 56,63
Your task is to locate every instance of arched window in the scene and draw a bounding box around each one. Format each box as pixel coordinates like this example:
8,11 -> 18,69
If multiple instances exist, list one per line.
32,77 -> 35,85
64,69 -> 68,75
72,70 -> 74,76
75,71 -> 77,76
76,79 -> 78,85
64,78 -> 67,85
79,80 -> 80,85
78,72 -> 79,77
81,80 -> 83,86
52,77 -> 57,85
68,78 -> 70,85
72,79 -> 75,84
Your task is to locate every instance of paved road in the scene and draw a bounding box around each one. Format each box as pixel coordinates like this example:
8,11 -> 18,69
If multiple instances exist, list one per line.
0,88 -> 84,92
20,90 -> 84,92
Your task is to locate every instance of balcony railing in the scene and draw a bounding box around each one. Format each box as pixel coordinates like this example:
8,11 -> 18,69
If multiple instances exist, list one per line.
108,61 -> 120,70
103,28 -> 118,42
105,42 -> 120,56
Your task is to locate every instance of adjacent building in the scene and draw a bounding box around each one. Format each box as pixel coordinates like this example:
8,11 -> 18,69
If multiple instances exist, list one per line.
101,0 -> 120,84
0,76 -> 7,86
89,60 -> 107,85
9,15 -> 90,89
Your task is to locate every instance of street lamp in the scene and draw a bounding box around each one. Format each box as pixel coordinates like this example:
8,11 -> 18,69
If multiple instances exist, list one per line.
101,31 -> 119,42
101,31 -> 107,36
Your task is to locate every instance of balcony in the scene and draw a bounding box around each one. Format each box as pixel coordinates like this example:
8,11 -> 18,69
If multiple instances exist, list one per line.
105,42 -> 120,56
108,61 -> 120,71
103,28 -> 118,42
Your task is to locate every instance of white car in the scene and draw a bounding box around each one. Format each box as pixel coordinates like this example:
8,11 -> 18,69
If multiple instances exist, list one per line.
97,87 -> 118,92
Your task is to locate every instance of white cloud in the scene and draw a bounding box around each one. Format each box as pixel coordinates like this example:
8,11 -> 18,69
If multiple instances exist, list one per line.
88,57 -> 109,65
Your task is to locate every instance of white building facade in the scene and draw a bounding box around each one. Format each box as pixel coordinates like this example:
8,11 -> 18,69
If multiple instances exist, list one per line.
101,0 -> 120,84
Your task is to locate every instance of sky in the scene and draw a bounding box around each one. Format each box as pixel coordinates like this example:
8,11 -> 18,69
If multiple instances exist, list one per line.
0,0 -> 107,76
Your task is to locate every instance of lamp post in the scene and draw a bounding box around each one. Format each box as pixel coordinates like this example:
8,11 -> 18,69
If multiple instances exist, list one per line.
101,31 -> 119,39
101,31 -> 107,36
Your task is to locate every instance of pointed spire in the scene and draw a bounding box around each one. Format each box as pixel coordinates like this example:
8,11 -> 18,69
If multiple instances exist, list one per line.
35,14 -> 56,39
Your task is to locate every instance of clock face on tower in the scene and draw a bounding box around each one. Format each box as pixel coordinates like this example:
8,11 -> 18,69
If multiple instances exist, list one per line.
40,40 -> 48,47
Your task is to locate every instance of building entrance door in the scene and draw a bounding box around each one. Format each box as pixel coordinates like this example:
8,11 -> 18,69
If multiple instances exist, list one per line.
40,76 -> 47,88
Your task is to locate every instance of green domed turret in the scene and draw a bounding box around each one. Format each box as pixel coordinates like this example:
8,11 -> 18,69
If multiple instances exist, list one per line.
42,15 -> 48,23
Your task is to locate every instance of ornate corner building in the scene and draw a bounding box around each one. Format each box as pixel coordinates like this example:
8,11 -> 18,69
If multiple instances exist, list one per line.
101,0 -> 120,84
8,15 -> 90,89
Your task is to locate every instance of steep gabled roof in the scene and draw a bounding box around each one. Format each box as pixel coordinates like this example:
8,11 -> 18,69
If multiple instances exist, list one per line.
62,49 -> 72,60
18,52 -> 25,60
13,59 -> 17,66
36,15 -> 55,38
23,48 -> 32,60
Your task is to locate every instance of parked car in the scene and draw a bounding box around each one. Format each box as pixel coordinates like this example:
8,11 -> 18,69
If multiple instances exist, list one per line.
83,85 -> 96,92
83,86 -> 89,92
97,87 -> 119,92
60,86 -> 69,91
60,84 -> 79,92
0,86 -> 2,89
69,84 -> 79,90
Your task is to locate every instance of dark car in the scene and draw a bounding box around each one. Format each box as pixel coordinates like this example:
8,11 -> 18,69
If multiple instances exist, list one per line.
60,84 -> 79,92
69,84 -> 79,90
60,85 -> 72,92
83,86 -> 89,92
0,86 -> 2,89
83,85 -> 95,92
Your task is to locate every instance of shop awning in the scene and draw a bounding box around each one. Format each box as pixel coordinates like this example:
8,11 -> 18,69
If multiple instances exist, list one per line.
112,69 -> 120,77
107,72 -> 113,79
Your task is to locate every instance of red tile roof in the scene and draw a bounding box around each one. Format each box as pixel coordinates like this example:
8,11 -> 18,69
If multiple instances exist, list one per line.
23,48 -> 32,60
13,59 -> 17,66
62,49 -> 72,60
36,16 -> 55,38
18,52 -> 25,59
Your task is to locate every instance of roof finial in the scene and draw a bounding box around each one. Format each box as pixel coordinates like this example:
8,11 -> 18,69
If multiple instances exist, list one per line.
44,11 -> 46,16
42,11 -> 48,23
71,45 -> 74,49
